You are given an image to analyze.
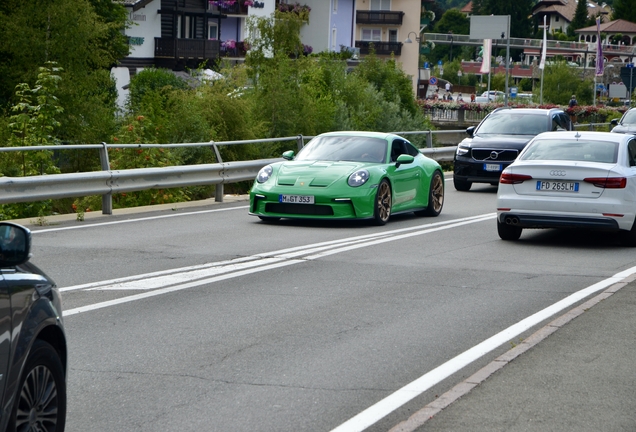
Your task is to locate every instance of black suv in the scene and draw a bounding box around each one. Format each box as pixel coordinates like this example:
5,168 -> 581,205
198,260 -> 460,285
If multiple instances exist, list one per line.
453,108 -> 573,191
0,222 -> 66,431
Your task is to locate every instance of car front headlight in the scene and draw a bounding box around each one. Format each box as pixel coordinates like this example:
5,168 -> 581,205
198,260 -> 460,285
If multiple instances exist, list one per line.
456,145 -> 469,156
256,165 -> 273,183
348,169 -> 369,187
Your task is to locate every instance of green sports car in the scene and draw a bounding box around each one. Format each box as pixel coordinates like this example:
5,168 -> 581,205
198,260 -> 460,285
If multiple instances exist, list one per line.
249,131 -> 445,225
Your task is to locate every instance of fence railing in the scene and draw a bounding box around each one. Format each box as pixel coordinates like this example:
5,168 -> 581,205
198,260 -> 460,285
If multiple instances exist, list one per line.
0,125 -> 611,215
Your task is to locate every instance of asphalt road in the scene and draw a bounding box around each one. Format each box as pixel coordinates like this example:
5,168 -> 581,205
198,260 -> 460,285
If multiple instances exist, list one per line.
24,181 -> 636,432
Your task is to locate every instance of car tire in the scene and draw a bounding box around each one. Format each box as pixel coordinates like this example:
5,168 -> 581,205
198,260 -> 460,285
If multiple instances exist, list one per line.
258,216 -> 280,222
497,220 -> 522,241
619,220 -> 636,247
373,179 -> 392,226
416,171 -> 444,217
454,177 -> 472,191
8,339 -> 66,432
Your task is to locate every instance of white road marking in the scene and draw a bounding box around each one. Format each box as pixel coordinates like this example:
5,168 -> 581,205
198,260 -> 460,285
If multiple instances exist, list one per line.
329,265 -> 636,432
62,213 -> 496,315
33,205 -> 250,234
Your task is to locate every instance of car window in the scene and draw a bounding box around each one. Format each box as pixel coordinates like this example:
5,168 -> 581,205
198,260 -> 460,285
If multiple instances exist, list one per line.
404,141 -> 420,157
628,139 -> 636,167
557,113 -> 571,130
296,135 -> 387,163
621,109 -> 636,125
520,139 -> 619,163
477,112 -> 547,135
390,139 -> 413,162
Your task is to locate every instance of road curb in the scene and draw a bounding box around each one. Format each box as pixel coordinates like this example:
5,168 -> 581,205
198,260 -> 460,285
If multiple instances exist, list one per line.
388,273 -> 636,432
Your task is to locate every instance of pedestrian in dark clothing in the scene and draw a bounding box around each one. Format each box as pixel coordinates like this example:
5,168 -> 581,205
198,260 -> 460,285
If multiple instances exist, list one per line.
568,94 -> 578,123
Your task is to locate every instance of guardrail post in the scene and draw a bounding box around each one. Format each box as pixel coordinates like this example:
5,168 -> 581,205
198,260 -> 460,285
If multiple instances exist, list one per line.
296,135 -> 304,151
211,141 -> 224,202
427,130 -> 433,148
99,142 -> 113,215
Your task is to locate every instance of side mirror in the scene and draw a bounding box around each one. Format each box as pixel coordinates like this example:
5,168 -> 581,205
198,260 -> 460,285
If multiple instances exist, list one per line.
282,150 -> 295,160
466,126 -> 476,137
395,154 -> 414,168
0,223 -> 31,267
611,119 -> 618,126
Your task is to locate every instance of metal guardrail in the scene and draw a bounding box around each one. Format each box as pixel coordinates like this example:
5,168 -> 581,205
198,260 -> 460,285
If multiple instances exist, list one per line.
0,124 -> 611,215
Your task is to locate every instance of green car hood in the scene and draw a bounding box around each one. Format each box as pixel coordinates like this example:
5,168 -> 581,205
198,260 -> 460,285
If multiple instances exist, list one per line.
276,161 -> 369,187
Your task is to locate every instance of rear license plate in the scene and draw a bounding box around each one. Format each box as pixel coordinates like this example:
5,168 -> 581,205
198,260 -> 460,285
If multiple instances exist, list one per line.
484,163 -> 502,172
536,181 -> 579,192
279,194 -> 314,204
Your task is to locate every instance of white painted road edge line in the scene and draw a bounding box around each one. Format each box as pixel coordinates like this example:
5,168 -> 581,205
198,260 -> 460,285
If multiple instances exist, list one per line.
388,274 -> 636,432
32,205 -> 250,233
329,265 -> 636,432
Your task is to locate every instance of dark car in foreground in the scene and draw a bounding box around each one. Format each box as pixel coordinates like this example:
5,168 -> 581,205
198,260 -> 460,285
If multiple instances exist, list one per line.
610,107 -> 636,134
453,107 -> 573,191
0,222 -> 66,431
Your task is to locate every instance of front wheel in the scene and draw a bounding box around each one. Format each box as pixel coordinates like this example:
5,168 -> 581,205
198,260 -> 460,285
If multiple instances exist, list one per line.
416,171 -> 444,217
9,340 -> 66,432
497,220 -> 522,241
454,177 -> 472,191
373,179 -> 392,226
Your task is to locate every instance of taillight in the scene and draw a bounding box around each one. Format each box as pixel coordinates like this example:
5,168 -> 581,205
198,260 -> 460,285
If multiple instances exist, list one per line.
500,173 -> 533,184
583,177 -> 627,188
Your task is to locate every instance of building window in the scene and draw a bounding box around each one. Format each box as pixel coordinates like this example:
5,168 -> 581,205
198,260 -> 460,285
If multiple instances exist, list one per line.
333,0 -> 338,13
332,28 -> 337,50
556,15 -> 559,22
209,23 -> 218,39
370,0 -> 390,11
389,29 -> 397,43
362,28 -> 382,41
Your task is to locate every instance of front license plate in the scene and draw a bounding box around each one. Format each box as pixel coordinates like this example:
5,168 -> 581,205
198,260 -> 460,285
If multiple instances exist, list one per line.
279,194 -> 314,204
484,163 -> 502,172
536,181 -> 579,192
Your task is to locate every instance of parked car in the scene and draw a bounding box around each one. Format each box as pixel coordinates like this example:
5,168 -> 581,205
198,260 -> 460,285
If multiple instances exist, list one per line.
249,131 -> 445,225
453,107 -> 573,191
496,131 -> 636,245
610,107 -> 636,134
0,222 -> 66,431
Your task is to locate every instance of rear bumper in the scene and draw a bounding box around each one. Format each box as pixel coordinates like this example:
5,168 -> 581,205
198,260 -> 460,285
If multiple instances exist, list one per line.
498,212 -> 620,231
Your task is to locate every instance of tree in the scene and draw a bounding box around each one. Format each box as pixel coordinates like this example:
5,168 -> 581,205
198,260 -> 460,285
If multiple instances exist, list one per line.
542,61 -> 593,105
569,0 -> 590,37
480,0 -> 534,38
612,0 -> 636,22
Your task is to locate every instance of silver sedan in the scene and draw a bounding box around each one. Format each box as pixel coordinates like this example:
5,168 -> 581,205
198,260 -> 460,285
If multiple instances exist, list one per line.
496,131 -> 636,245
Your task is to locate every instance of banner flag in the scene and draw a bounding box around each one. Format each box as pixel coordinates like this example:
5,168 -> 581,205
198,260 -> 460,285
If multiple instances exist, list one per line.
480,39 -> 492,74
539,15 -> 547,70
596,17 -> 604,76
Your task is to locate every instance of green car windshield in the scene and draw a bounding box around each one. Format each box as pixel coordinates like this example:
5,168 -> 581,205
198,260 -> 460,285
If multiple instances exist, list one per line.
295,136 -> 388,163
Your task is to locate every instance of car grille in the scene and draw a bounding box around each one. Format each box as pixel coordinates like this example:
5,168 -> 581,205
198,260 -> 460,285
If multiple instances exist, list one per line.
265,203 -> 334,216
472,149 -> 519,162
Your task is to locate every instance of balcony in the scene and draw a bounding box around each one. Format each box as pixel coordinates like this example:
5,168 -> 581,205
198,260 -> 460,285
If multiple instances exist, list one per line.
356,10 -> 404,25
212,2 -> 248,15
355,41 -> 402,56
155,38 -> 220,60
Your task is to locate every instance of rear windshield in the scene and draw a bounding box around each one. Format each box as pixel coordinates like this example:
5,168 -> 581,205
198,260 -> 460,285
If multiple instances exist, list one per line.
520,139 -> 619,164
477,112 -> 547,135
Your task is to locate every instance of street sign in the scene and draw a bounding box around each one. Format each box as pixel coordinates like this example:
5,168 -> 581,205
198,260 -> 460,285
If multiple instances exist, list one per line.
620,66 -> 636,93
510,87 -> 518,98
429,76 -> 438,85
438,60 -> 443,66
